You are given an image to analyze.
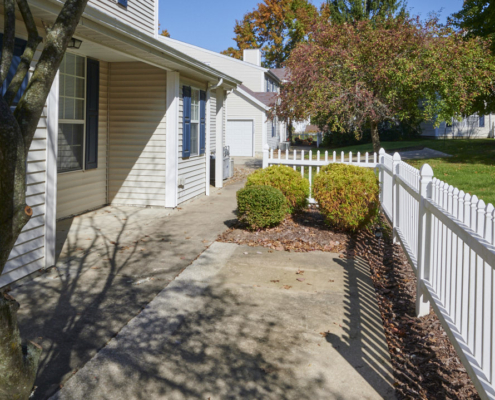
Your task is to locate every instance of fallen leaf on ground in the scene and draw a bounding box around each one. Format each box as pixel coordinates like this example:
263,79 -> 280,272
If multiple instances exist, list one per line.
283,285 -> 292,290
270,280 -> 280,283
296,278 -> 305,282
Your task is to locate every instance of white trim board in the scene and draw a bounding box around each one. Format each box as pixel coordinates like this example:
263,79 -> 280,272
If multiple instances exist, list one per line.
45,71 -> 59,268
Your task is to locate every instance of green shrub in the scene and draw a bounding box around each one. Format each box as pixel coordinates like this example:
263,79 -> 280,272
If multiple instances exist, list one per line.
246,166 -> 309,212
313,164 -> 379,231
237,185 -> 289,230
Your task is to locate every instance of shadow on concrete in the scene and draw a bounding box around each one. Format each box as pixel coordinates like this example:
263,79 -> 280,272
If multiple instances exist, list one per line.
327,255 -> 396,399
13,207 -> 178,400
53,253 -> 352,400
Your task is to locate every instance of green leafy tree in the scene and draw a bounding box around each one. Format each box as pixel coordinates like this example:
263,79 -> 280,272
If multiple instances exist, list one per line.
452,1 -> 495,52
222,0 -> 321,68
274,17 -> 495,153
1,0 -> 89,397
451,1 -> 495,114
326,0 -> 407,23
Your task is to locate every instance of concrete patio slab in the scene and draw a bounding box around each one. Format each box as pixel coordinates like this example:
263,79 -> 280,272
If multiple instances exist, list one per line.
10,183 -> 243,400
51,243 -> 395,400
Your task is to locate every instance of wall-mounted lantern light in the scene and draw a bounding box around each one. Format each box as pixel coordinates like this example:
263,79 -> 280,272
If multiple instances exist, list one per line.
67,38 -> 83,49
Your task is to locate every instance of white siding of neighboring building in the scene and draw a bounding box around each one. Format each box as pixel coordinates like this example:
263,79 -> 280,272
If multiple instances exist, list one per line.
57,61 -> 109,219
161,38 -> 264,92
108,62 -> 167,207
88,0 -> 156,37
421,114 -> 495,138
178,78 -> 208,203
225,91 -> 264,154
3,45 -> 49,287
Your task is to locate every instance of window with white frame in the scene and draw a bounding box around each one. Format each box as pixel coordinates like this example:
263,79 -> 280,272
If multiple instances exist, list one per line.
58,53 -> 86,173
190,88 -> 200,156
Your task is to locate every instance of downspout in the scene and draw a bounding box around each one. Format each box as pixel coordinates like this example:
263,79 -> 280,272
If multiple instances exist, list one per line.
208,78 -> 223,92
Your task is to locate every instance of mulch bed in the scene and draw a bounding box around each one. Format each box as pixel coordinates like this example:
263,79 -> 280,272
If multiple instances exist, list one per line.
218,210 -> 480,399
218,206 -> 348,253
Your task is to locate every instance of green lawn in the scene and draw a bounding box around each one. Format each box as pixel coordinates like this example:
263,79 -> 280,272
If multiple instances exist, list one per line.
316,139 -> 495,205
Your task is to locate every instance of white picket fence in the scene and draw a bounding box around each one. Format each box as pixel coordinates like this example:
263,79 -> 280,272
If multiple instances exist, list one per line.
263,144 -> 495,400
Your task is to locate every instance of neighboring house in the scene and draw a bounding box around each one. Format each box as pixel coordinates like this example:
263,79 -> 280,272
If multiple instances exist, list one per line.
305,125 -> 320,134
158,37 -> 288,156
0,0 -> 241,288
421,114 -> 495,138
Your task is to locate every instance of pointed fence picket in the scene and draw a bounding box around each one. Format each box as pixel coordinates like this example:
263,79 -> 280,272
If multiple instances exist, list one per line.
262,144 -> 495,400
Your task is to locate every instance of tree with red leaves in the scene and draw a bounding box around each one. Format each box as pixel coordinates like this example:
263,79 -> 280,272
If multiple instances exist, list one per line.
274,17 -> 495,152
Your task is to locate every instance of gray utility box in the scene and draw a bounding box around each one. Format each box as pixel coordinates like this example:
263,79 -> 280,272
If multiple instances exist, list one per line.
279,142 -> 290,151
210,146 -> 231,182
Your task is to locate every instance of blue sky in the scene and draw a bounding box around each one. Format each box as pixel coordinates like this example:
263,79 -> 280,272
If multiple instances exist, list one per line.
159,0 -> 465,53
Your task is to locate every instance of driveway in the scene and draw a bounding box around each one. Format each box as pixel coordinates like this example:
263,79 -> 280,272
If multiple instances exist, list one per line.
51,243 -> 395,400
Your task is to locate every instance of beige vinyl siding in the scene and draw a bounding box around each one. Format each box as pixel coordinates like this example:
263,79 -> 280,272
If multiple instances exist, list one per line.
108,62 -> 167,207
209,91 -> 217,153
57,61 -> 109,219
178,80 -> 207,203
226,91 -> 264,153
88,0 -> 156,37
3,46 -> 47,285
163,39 -> 264,92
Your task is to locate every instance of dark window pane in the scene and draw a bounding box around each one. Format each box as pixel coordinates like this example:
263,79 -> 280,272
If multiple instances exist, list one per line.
57,123 -> 84,173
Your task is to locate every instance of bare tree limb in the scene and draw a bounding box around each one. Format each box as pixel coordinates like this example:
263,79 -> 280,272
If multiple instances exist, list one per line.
14,0 -> 89,154
0,0 -> 16,86
4,0 -> 42,106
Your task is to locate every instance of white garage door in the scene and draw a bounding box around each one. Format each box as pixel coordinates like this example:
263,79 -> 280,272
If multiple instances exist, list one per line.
226,120 -> 253,157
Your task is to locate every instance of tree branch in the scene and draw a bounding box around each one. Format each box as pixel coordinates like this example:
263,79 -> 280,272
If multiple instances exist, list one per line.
0,0 -> 16,86
4,0 -> 42,106
14,0 -> 89,154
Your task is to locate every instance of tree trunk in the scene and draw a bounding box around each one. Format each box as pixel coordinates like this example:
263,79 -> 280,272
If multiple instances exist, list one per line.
0,1 -> 90,398
0,294 -> 42,400
370,120 -> 381,154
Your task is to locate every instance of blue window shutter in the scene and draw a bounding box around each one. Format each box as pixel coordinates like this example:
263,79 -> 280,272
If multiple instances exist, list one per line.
480,115 -> 485,127
85,58 -> 99,170
0,33 -> 28,105
118,0 -> 127,7
199,90 -> 206,155
182,86 -> 192,158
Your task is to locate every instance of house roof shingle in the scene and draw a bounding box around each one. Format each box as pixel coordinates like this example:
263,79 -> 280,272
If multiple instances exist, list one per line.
269,68 -> 289,81
239,84 -> 278,107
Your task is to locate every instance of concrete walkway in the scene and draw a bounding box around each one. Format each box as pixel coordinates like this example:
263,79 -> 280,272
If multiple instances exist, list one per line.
11,183 -> 242,400
394,147 -> 452,160
51,243 -> 395,400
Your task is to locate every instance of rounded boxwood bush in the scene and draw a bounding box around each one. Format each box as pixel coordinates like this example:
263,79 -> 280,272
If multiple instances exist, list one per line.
246,165 -> 309,212
313,164 -> 379,231
237,185 -> 289,230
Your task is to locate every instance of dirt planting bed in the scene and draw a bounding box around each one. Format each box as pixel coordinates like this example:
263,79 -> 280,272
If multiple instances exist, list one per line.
219,211 -> 480,399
